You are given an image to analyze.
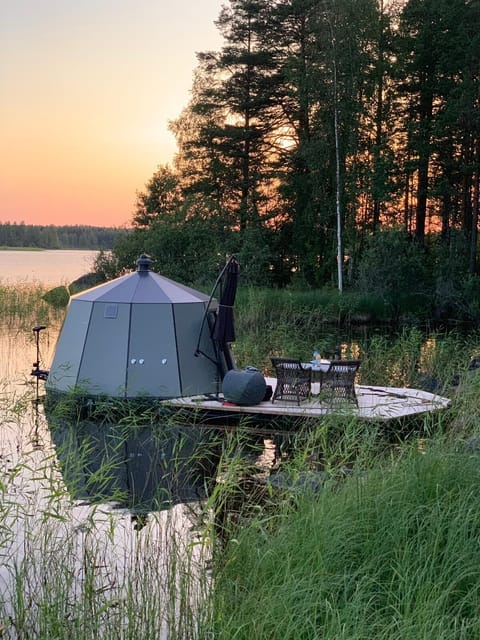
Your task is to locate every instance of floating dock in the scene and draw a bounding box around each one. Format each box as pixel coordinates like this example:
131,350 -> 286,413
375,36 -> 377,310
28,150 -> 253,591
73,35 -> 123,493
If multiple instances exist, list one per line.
163,378 -> 450,425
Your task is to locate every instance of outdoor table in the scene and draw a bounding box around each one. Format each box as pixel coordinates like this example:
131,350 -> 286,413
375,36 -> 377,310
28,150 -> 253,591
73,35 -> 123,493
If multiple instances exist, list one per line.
305,359 -> 361,404
303,360 -> 331,394
304,359 -> 331,376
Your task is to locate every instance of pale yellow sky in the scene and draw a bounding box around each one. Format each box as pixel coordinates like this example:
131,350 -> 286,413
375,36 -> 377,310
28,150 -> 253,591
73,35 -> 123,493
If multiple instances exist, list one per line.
1,0 -> 223,227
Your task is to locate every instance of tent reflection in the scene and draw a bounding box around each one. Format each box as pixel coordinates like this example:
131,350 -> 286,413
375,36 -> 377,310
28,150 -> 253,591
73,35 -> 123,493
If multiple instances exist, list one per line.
49,420 -> 221,516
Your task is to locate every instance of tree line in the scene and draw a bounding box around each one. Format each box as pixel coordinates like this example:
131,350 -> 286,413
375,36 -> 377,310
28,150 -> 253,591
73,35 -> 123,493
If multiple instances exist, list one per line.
0,223 -> 123,250
104,0 -> 480,319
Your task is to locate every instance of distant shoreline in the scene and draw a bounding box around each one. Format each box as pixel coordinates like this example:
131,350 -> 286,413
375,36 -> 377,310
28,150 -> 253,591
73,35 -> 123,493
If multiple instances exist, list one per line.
0,247 -> 98,252
0,246 -> 46,251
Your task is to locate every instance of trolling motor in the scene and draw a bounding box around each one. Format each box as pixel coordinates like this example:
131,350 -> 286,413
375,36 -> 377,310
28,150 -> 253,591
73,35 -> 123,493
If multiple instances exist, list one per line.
31,325 -> 49,381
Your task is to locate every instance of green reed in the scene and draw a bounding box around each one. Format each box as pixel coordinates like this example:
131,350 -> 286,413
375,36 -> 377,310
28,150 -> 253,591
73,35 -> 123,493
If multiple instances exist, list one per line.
235,293 -> 478,392
0,388 -> 232,639
205,438 -> 480,640
0,284 -> 64,329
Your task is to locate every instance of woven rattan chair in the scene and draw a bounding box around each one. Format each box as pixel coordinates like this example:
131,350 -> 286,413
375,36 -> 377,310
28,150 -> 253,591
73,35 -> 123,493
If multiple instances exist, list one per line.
319,359 -> 361,405
271,357 -> 312,405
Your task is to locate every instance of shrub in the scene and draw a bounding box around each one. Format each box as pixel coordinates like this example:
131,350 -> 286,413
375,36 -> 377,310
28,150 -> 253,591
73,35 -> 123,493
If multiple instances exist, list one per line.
356,228 -> 433,321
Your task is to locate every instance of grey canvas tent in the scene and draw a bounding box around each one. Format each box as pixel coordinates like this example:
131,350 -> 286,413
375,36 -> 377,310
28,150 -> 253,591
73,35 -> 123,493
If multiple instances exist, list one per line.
46,256 -> 227,399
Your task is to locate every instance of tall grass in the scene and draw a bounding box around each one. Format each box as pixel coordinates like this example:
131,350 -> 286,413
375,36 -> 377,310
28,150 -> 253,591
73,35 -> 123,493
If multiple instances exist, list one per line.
205,441 -> 480,639
235,290 -> 479,391
0,284 -> 62,328
0,398 -> 223,639
235,287 -> 389,330
0,489 -> 211,639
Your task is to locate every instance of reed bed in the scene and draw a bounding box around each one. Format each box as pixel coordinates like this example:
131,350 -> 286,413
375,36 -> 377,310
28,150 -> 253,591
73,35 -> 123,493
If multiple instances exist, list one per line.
0,487 -> 211,639
0,285 -> 62,329
234,289 -> 480,392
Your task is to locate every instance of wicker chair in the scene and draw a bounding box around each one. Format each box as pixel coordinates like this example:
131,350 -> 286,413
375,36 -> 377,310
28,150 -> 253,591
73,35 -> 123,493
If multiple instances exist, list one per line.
319,359 -> 361,405
271,357 -> 312,405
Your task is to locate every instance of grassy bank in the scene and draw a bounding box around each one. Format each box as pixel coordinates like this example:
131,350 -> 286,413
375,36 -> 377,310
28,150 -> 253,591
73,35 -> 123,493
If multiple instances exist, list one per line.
201,289 -> 480,638
205,438 -> 480,639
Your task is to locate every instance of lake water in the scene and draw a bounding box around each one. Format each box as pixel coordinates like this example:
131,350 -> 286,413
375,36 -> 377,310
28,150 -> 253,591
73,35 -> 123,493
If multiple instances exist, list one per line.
0,249 -> 99,285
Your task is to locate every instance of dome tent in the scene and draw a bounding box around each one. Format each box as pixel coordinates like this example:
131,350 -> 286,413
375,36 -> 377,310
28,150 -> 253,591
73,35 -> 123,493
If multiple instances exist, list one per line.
46,255 -> 223,399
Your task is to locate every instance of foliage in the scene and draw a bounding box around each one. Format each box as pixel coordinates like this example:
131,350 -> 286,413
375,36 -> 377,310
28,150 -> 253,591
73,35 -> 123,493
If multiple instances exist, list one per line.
42,286 -> 70,309
431,232 -> 480,322
107,0 -> 480,295
395,0 -> 480,243
356,227 -> 433,320
110,211 -> 233,288
132,165 -> 183,229
92,249 -> 125,282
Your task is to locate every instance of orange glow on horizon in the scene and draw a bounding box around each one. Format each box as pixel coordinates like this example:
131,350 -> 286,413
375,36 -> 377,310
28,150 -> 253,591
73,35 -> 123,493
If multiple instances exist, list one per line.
1,0 -> 223,228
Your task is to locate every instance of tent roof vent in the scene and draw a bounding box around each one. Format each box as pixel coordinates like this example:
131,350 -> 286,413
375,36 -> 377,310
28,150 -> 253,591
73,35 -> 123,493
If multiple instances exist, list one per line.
136,254 -> 152,274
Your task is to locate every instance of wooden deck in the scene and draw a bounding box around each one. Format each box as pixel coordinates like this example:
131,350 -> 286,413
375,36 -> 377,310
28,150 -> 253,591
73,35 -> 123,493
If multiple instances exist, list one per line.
164,377 -> 451,424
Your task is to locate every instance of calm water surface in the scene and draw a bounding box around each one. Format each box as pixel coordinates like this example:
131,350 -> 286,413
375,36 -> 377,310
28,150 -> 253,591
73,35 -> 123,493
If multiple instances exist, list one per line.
0,249 -> 98,285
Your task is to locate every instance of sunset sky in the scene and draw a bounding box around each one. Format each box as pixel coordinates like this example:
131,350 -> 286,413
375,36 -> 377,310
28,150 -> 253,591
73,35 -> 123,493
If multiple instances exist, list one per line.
1,0 -> 223,228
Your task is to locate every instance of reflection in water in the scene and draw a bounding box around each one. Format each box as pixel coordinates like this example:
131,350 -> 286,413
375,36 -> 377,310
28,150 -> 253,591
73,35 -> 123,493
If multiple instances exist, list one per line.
0,399 -> 220,638
49,418 -> 221,521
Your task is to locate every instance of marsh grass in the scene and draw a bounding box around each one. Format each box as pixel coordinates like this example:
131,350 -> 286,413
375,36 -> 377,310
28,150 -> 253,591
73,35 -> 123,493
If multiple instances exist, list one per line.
233,288 -> 348,370
0,284 -> 63,329
234,289 -> 480,393
206,440 -> 480,639
235,287 -> 387,331
357,328 -> 480,391
1,494 -> 211,639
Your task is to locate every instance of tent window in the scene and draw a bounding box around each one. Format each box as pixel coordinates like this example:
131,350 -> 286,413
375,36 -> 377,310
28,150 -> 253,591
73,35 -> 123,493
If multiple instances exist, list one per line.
104,304 -> 118,319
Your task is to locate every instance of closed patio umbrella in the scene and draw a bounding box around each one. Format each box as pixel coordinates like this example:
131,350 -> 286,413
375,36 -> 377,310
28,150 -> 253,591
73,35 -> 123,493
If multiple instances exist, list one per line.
212,255 -> 239,373
194,255 -> 240,381
214,255 -> 239,345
